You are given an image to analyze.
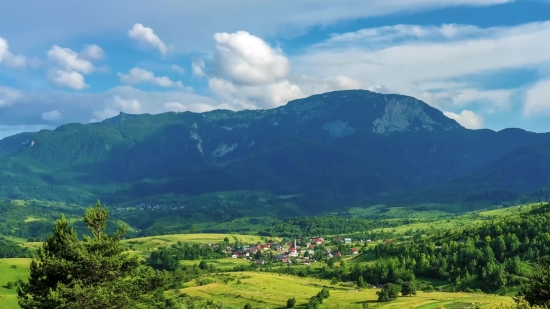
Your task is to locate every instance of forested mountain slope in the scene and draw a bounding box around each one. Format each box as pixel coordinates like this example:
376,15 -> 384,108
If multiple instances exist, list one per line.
1,90 -> 550,212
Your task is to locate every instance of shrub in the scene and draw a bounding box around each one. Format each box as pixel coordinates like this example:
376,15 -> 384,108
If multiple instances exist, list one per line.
286,298 -> 296,308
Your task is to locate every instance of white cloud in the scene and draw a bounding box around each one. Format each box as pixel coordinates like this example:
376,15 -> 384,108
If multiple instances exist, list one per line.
291,21 -> 550,113
0,37 -> 41,69
49,70 -> 88,90
118,67 -> 187,88
164,101 -> 218,113
443,110 -> 484,129
192,59 -> 205,77
0,87 -> 23,107
0,1 -> 512,54
171,64 -> 185,75
523,79 -> 550,117
208,77 -> 302,109
213,31 -> 289,86
128,23 -> 167,54
41,110 -> 62,121
113,95 -> 142,113
47,45 -> 94,74
81,44 -> 104,60
90,108 -> 119,123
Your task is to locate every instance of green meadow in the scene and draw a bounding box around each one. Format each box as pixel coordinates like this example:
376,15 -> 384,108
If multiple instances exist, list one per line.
0,258 -> 32,309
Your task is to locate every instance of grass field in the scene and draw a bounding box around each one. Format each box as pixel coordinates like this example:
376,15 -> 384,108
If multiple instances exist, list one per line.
179,258 -> 252,269
180,271 -> 514,309
121,233 -> 270,257
0,258 -> 31,309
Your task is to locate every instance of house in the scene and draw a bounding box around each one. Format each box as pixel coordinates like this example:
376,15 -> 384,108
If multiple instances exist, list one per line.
282,258 -> 288,263
271,244 -> 283,251
288,247 -> 298,257
337,237 -> 343,242
249,247 -> 258,253
344,238 -> 352,244
231,253 -> 238,259
336,251 -> 342,257
304,260 -> 311,265
309,244 -> 316,250
366,239 -> 372,242
386,239 -> 393,244
263,244 -> 270,250
255,259 -> 265,265
315,238 -> 323,245
351,248 -> 358,255
327,253 -> 334,259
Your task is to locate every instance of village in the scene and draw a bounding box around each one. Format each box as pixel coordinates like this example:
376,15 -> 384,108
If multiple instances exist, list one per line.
225,236 -> 378,266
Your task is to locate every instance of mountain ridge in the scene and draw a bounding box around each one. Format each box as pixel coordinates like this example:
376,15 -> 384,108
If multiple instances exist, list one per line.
1,89 -> 549,216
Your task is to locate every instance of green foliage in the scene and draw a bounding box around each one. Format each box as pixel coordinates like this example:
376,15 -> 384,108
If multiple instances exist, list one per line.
357,276 -> 367,288
401,281 -> 417,296
377,283 -> 401,302
286,297 -> 296,308
0,238 -> 34,258
521,256 -> 550,308
16,201 -> 171,309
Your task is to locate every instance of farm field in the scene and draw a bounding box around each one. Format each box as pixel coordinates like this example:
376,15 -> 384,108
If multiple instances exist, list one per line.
121,233 -> 270,257
180,271 -> 514,309
179,258 -> 252,269
0,258 -> 32,309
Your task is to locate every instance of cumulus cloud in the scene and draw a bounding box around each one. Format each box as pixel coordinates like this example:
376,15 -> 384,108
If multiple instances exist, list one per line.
205,31 -> 302,109
49,70 -> 88,90
0,87 -> 23,107
0,37 -> 41,69
128,23 -> 167,54
41,110 -> 62,121
443,110 -> 484,129
47,45 -> 95,74
46,45 -> 104,90
81,44 -> 104,60
523,79 -> 550,117
191,59 -> 205,77
171,64 -> 185,75
118,67 -> 186,88
213,31 -> 289,86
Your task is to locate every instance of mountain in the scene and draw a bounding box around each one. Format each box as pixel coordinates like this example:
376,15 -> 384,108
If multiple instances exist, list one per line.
1,90 -> 550,215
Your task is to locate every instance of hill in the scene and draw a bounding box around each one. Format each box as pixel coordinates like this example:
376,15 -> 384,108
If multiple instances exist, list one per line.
2,90 -> 550,217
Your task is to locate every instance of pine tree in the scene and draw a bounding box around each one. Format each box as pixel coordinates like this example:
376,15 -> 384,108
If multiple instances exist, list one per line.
17,201 -> 171,309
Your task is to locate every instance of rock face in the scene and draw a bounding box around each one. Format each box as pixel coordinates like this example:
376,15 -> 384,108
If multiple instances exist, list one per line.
1,89 -> 550,208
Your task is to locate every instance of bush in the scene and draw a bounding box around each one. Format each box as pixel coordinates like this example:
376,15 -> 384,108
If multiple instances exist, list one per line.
286,298 -> 296,308
244,304 -> 252,309
423,284 -> 435,292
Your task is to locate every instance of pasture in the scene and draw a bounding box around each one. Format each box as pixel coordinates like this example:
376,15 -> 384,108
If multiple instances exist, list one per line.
0,258 -> 31,309
180,271 -> 514,308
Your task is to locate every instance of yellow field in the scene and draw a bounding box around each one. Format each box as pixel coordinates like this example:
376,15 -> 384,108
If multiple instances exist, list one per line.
179,258 -> 252,269
180,272 -> 514,309
121,233 -> 270,257
0,258 -> 32,309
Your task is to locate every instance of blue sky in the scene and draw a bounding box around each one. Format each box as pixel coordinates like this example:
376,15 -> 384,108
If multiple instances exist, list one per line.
1,0 -> 550,139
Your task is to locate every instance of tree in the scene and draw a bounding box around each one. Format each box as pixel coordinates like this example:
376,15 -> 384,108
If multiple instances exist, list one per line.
199,260 -> 208,270
522,256 -> 550,307
357,276 -> 367,288
17,201 -> 170,309
377,283 -> 401,302
401,281 -> 417,296
286,298 -> 296,308
243,304 -> 252,309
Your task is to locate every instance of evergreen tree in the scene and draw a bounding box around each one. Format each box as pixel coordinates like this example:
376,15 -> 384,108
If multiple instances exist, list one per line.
17,201 -> 170,309
286,298 -> 296,308
357,276 -> 367,288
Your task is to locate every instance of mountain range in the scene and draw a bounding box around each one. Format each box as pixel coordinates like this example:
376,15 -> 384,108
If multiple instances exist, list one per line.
1,90 -> 550,215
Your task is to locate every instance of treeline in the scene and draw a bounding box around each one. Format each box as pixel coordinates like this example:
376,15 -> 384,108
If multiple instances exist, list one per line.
0,237 -> 34,258
348,203 -> 550,293
261,216 -> 401,237
147,242 -> 227,271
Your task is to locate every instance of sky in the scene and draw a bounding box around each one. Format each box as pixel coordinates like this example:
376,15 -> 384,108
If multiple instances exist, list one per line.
1,0 -> 550,139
